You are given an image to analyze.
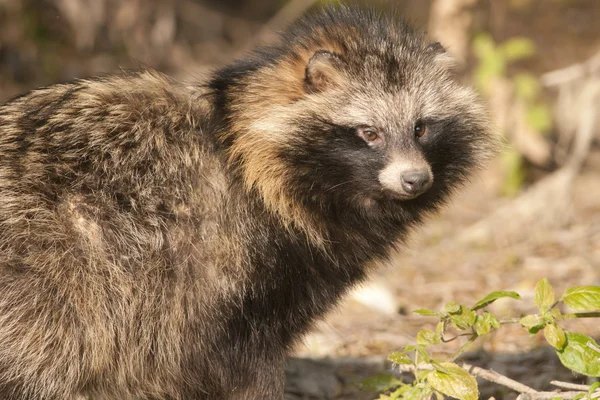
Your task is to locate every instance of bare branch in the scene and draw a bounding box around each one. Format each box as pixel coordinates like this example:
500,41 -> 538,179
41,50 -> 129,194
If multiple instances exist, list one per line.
541,52 -> 600,87
397,363 -> 589,399
550,380 -> 591,391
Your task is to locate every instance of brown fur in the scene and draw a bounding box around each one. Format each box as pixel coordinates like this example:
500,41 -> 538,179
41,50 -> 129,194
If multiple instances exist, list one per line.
0,71 -> 230,398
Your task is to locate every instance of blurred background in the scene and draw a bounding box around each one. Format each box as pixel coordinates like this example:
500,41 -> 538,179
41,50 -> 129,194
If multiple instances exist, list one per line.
0,0 -> 598,398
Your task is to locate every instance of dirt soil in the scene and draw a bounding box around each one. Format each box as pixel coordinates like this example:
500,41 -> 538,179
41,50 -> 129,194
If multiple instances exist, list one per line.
286,157 -> 600,400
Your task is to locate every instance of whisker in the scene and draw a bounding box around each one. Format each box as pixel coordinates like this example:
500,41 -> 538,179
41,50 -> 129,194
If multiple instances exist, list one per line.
325,180 -> 356,192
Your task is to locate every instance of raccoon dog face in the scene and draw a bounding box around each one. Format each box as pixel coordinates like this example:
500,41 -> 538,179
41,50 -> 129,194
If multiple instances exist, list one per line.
222,7 -> 494,226
280,25 -> 491,214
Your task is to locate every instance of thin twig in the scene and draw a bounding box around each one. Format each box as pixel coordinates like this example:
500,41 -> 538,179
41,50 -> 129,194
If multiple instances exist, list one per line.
450,335 -> 478,362
564,81 -> 600,172
550,380 -> 590,391
440,332 -> 473,343
461,363 -> 538,394
499,317 -> 522,324
397,363 -> 590,399
515,392 -> 587,400
562,312 -> 600,320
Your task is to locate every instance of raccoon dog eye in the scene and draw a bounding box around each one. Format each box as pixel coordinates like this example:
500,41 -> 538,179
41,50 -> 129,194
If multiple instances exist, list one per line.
414,122 -> 426,138
364,131 -> 378,141
357,127 -> 383,146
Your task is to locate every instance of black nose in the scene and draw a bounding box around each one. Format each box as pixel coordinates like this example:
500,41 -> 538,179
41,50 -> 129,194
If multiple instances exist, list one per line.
401,169 -> 431,195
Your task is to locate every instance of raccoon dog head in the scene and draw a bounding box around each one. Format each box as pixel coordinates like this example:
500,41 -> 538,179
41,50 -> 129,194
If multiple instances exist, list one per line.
215,6 -> 496,233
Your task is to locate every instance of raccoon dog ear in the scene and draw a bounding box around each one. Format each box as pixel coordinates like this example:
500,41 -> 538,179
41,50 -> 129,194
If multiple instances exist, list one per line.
427,42 -> 456,69
305,50 -> 344,93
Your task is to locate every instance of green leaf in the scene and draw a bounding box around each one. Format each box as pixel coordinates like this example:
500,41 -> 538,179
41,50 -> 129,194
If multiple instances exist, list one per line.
415,369 -> 432,382
472,33 -> 497,60
386,387 -> 403,400
534,278 -> 555,311
428,362 -> 479,400
499,37 -> 536,62
556,332 -> 600,377
513,73 -> 540,101
431,360 -> 451,374
416,346 -> 431,365
358,374 -> 403,392
544,324 -> 567,350
472,291 -> 521,310
589,381 -> 600,393
572,394 -> 585,400
501,147 -> 526,197
526,103 -> 552,133
562,286 -> 600,311
450,309 -> 477,330
435,322 -> 444,339
550,308 -> 563,321
417,329 -> 439,346
389,384 -> 425,400
472,33 -> 506,94
520,314 -> 546,333
444,301 -> 462,314
413,308 -> 439,316
388,351 -> 413,365
474,312 -> 501,336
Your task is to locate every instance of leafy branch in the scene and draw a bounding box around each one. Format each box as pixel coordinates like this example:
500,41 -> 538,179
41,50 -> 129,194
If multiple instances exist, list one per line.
361,279 -> 600,400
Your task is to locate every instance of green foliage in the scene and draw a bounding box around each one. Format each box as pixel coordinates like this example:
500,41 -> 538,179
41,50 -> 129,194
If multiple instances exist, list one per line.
388,352 -> 413,365
362,279 -> 600,399
472,34 -> 506,94
359,374 -> 405,392
472,33 -> 552,196
417,329 -> 440,346
534,278 -> 555,311
428,363 -> 478,400
474,311 -> 500,335
381,383 -> 429,400
513,73 -> 540,100
544,323 -> 567,350
413,308 -> 439,316
499,38 -> 536,62
519,313 -> 545,333
556,333 -> 600,377
526,102 -> 553,133
570,382 -> 600,400
473,34 -> 536,95
472,290 -> 521,310
562,287 -> 600,310
501,147 -> 526,197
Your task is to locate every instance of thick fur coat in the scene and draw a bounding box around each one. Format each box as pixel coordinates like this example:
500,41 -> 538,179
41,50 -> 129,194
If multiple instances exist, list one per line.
0,6 -> 495,399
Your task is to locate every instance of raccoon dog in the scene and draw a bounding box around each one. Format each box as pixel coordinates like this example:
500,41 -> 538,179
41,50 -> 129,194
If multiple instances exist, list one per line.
0,5 -> 494,400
